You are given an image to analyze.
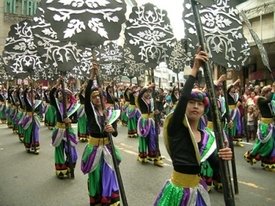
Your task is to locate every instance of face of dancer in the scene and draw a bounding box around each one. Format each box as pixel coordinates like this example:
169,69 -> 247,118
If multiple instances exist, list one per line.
247,106 -> 254,114
57,91 -> 63,101
91,94 -> 101,107
57,92 -> 71,104
27,90 -> 35,100
143,89 -> 152,99
215,87 -> 223,96
186,99 -> 205,122
107,88 -> 113,96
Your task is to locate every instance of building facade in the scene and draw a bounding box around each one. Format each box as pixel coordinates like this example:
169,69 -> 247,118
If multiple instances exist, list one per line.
236,0 -> 275,86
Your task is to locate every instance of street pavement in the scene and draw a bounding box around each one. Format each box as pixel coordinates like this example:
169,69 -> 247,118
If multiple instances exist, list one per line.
0,122 -> 275,206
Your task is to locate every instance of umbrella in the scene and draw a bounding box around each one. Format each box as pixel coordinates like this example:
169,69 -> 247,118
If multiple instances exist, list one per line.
0,56 -> 9,83
94,41 -> 125,82
70,47 -> 93,80
3,20 -> 45,80
100,62 -> 125,82
40,0 -> 127,47
123,45 -> 146,81
32,6 -> 82,73
168,39 -> 191,74
167,39 -> 191,88
183,0 -> 250,69
125,3 -> 177,67
94,41 -> 124,63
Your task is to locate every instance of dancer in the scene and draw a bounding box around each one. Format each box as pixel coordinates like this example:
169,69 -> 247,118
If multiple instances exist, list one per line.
0,87 -> 7,124
227,79 -> 244,146
50,78 -> 80,179
126,85 -> 140,138
81,63 -> 121,206
15,86 -> 25,142
136,83 -> 163,167
21,84 -> 42,154
44,87 -> 56,130
154,49 -> 232,205
120,87 -> 129,126
77,82 -> 88,142
244,85 -> 275,171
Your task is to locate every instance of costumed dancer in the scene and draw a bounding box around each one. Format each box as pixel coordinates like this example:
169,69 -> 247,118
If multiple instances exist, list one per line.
105,84 -> 119,110
43,88 -> 56,130
50,78 -> 80,179
227,79 -> 244,147
136,83 -> 163,167
154,49 -> 232,206
10,88 -> 19,134
126,85 -> 140,138
0,87 -> 7,124
120,87 -> 130,126
244,85 -> 275,171
77,82 -> 88,142
201,74 -> 227,192
15,86 -> 25,142
21,84 -> 42,154
81,63 -> 122,206
35,85 -> 44,122
155,88 -> 165,126
6,87 -> 14,129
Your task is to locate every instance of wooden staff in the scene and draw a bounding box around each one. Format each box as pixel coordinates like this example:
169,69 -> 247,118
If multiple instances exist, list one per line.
190,0 -> 235,205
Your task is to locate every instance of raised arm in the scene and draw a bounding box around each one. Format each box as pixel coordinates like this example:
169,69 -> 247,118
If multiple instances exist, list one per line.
85,62 -> 98,119
168,49 -> 209,135
49,78 -> 62,109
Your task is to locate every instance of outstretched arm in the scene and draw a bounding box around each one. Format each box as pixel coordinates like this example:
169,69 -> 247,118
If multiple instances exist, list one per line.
168,49 -> 209,135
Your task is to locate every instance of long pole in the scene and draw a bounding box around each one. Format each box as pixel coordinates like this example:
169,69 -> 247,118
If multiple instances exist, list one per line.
221,66 -> 239,194
190,1 -> 235,205
95,65 -> 128,206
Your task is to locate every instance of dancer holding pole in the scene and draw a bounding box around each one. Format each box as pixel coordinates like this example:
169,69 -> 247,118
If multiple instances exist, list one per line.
81,62 -> 127,206
49,78 -> 80,179
154,48 -> 233,206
